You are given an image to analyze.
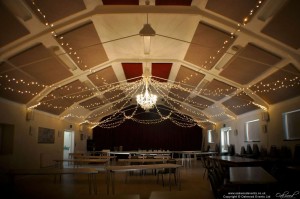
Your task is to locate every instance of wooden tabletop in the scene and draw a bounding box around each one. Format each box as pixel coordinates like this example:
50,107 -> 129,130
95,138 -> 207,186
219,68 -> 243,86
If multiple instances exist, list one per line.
54,159 -> 108,163
73,155 -> 116,159
197,151 -> 218,156
118,158 -> 167,163
209,155 -> 264,166
229,167 -> 277,184
106,163 -> 181,172
10,168 -> 98,175
108,151 -> 173,157
172,151 -> 202,154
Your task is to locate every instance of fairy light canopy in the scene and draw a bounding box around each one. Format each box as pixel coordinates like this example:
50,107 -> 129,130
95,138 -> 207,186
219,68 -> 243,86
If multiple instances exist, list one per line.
0,0 -> 300,128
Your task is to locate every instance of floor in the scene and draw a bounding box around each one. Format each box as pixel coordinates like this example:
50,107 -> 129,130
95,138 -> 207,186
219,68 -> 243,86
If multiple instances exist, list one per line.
5,159 -> 215,199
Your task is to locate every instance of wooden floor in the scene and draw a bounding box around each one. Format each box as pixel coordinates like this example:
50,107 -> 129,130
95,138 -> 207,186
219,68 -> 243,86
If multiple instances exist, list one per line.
5,160 -> 214,199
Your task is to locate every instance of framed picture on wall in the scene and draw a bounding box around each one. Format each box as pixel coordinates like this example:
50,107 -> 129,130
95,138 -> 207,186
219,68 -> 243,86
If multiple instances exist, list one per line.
38,127 -> 55,143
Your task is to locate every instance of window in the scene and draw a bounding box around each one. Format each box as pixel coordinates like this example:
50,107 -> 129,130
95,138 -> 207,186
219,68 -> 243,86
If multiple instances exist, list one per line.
245,119 -> 260,142
0,123 -> 14,155
221,127 -> 231,153
283,109 -> 300,140
207,130 -> 214,143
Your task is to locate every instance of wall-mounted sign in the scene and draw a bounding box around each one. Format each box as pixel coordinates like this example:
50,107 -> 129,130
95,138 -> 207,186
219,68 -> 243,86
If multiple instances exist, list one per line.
38,127 -> 55,143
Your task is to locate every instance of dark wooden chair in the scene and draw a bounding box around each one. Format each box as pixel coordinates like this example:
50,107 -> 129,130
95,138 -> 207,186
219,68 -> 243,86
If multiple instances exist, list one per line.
207,168 -> 233,199
200,156 -> 212,179
246,144 -> 253,155
252,144 -> 260,159
293,144 -> 300,164
228,144 -> 235,156
239,146 -> 246,156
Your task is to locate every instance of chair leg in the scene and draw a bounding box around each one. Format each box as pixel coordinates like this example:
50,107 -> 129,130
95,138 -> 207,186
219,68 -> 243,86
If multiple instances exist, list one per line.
125,172 -> 128,183
162,174 -> 164,187
173,173 -> 177,185
203,168 -> 207,179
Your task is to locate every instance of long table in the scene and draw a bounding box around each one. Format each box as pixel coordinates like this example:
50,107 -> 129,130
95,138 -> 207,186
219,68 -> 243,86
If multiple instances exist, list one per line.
109,151 -> 172,158
73,155 -> 116,159
229,167 -> 277,184
172,151 -> 218,167
118,158 -> 168,164
53,159 -> 108,168
9,168 -> 98,194
105,163 -> 182,194
209,155 -> 265,167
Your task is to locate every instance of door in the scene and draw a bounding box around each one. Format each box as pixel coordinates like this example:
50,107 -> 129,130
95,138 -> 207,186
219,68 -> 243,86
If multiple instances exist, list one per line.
63,130 -> 74,162
220,127 -> 231,153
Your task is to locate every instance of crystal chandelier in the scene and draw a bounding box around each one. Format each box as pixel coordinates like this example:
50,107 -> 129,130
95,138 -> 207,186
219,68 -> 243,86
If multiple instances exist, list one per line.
136,77 -> 157,111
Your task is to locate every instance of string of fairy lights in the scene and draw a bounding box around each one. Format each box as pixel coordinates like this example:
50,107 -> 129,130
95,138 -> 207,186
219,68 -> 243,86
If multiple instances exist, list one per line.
1,0 -> 300,128
1,65 -> 299,128
72,76 -> 267,128
29,0 -> 89,70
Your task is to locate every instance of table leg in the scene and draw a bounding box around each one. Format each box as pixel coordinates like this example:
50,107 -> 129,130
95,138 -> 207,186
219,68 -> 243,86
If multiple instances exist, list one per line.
177,168 -> 181,190
188,154 -> 191,168
169,169 -> 171,191
93,173 -> 97,195
106,171 -> 110,194
88,174 -> 91,194
54,174 -> 57,183
112,172 -> 115,195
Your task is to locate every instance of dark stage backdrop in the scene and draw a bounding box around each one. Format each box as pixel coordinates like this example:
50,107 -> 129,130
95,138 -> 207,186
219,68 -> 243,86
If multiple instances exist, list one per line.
92,119 -> 203,151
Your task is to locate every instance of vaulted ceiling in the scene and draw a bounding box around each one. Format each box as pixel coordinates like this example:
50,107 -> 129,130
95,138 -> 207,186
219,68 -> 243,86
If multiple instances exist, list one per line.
0,0 -> 300,128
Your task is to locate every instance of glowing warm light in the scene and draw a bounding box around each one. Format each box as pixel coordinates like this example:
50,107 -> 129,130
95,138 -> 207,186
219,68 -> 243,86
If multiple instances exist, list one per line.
136,77 -> 157,111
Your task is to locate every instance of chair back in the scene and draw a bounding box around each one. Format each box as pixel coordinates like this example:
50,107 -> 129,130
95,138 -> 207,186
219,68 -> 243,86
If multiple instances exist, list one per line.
269,145 -> 278,158
228,144 -> 235,156
201,156 -> 212,169
280,145 -> 292,159
240,146 -> 246,156
294,144 -> 300,162
215,144 -> 220,154
246,144 -> 253,154
260,146 -> 268,158
252,144 -> 260,157
208,170 -> 222,199
206,145 -> 210,152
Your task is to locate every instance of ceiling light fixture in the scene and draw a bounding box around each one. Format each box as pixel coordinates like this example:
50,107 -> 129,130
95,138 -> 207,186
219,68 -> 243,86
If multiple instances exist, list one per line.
136,76 -> 157,111
139,14 -> 155,55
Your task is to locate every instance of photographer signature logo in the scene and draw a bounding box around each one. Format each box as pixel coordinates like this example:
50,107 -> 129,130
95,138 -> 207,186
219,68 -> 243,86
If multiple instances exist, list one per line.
276,191 -> 300,199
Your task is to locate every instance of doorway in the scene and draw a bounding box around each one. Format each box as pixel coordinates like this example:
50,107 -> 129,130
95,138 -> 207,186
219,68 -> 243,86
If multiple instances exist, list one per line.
220,127 -> 231,153
63,130 -> 74,165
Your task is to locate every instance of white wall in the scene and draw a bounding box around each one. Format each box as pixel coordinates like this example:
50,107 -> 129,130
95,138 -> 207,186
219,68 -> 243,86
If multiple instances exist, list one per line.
0,99 -> 91,169
204,96 -> 300,156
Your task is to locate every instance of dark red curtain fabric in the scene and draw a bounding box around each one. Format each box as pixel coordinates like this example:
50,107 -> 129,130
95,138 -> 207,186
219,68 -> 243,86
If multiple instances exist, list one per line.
92,118 -> 202,151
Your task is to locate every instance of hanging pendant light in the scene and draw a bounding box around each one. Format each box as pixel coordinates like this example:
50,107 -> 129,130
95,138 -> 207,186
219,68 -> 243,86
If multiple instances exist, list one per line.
139,14 -> 155,55
136,77 -> 157,111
